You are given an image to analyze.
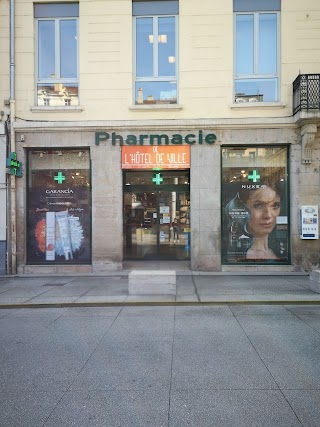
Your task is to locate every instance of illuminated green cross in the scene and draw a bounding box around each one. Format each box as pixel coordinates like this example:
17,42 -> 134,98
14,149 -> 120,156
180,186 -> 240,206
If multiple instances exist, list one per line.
54,171 -> 66,184
152,173 -> 163,185
248,170 -> 260,182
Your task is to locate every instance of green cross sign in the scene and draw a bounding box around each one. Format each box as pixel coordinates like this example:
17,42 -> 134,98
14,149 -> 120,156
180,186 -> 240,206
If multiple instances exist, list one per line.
248,170 -> 260,182
54,171 -> 66,184
152,173 -> 163,185
6,152 -> 23,177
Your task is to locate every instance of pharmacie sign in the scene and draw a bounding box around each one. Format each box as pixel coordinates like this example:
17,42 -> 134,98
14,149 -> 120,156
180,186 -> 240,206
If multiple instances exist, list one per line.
95,130 -> 216,146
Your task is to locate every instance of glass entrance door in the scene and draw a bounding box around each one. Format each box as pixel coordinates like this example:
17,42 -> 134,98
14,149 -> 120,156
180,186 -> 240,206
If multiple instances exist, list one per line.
123,171 -> 190,260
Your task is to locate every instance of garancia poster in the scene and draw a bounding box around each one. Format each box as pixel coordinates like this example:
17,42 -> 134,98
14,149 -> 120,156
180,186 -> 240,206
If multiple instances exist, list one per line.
221,182 -> 289,264
27,185 -> 91,264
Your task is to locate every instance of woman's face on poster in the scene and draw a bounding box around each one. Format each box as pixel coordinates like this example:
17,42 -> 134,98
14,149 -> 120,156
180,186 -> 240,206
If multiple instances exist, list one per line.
246,187 -> 281,237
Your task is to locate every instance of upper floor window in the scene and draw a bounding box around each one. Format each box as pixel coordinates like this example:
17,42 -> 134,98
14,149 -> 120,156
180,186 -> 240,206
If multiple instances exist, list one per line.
234,0 -> 280,103
35,3 -> 79,107
133,1 -> 178,105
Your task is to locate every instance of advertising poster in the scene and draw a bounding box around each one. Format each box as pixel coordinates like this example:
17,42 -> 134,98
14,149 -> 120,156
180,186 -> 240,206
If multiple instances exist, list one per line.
221,180 -> 289,264
27,166 -> 91,264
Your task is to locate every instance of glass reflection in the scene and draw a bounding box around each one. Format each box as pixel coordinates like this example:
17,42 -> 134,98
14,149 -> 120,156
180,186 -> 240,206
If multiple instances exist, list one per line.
38,20 -> 55,79
60,20 -> 77,78
37,84 -> 78,107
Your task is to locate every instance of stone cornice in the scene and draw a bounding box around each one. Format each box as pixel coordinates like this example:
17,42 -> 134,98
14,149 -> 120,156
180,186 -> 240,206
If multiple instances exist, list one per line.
13,116 -> 298,132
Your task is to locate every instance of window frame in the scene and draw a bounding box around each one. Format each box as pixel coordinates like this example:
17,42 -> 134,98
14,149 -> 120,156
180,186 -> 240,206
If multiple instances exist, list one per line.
35,15 -> 79,106
133,13 -> 179,105
234,11 -> 280,103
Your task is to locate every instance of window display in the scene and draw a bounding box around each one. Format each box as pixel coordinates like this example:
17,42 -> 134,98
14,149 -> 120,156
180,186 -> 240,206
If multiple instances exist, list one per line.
27,149 -> 91,264
221,146 -> 289,264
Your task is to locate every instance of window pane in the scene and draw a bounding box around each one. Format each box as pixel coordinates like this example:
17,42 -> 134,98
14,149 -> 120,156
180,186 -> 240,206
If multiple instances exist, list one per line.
35,3 -> 79,18
236,14 -> 253,75
158,17 -> 175,76
235,78 -> 277,102
221,146 -> 289,265
37,83 -> 79,106
38,20 -> 55,78
259,14 -> 277,74
27,149 -> 91,264
135,81 -> 177,104
60,20 -> 77,78
136,17 -> 153,77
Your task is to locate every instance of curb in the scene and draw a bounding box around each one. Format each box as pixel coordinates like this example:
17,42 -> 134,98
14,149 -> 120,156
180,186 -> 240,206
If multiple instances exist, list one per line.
1,300 -> 320,309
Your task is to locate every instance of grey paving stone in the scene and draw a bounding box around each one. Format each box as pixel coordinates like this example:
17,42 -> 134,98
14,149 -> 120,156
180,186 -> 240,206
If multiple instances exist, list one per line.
0,316 -> 54,363
229,304 -> 292,316
0,356 -> 83,392
71,317 -> 174,391
0,391 -> 62,427
44,389 -> 169,427
61,306 -> 122,317
22,296 -> 79,304
7,307 -> 69,319
40,316 -> 115,342
70,341 -> 173,391
169,390 -> 302,427
0,297 -> 35,304
75,295 -> 127,303
236,315 -> 320,389
293,315 -> 320,334
285,305 -> 320,316
171,316 -> 277,390
119,306 -> 175,316
283,390 -> 320,427
81,285 -> 128,296
34,287 -> 91,297
0,287 -> 49,298
175,305 -> 233,316
0,308 -> 17,318
125,294 -> 175,302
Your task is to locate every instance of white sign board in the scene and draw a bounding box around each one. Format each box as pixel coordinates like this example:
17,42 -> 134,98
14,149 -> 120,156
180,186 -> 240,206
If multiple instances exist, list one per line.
300,206 -> 319,239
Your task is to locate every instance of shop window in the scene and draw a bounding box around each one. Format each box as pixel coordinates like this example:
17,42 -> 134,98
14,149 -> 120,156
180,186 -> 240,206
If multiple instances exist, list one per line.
221,146 -> 290,264
27,149 -> 91,264
35,3 -> 79,107
234,0 -> 280,103
133,1 -> 178,105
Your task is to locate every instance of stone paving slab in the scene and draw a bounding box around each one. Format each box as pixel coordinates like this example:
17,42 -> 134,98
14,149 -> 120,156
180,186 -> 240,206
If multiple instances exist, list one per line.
1,304 -> 320,426
0,274 -> 319,307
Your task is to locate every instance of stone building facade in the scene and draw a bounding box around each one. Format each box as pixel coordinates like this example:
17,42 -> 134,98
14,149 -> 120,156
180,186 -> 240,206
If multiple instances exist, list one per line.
0,0 -> 319,274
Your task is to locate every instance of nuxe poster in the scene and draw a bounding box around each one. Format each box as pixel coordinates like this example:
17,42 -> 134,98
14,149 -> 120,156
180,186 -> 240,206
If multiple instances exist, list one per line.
221,180 -> 289,264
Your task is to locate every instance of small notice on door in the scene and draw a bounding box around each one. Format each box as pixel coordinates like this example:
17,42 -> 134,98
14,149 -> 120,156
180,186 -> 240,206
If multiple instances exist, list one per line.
163,213 -> 170,224
160,231 -> 165,242
160,206 -> 169,214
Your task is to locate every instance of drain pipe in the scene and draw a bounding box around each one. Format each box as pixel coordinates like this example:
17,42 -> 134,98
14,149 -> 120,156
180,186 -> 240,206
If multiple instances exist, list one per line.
9,0 -> 17,274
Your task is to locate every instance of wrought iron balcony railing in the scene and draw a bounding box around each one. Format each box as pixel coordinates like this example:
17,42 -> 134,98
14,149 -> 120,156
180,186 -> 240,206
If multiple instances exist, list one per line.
293,74 -> 320,115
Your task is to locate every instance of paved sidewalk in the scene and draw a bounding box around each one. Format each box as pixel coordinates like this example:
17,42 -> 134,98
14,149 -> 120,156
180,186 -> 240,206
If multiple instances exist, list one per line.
0,272 -> 319,307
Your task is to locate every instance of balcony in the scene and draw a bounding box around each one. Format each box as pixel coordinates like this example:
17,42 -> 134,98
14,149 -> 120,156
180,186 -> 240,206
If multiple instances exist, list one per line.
293,74 -> 320,124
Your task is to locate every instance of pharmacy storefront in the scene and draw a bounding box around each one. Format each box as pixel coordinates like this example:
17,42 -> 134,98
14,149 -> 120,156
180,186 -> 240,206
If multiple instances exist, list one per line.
17,125 -> 318,274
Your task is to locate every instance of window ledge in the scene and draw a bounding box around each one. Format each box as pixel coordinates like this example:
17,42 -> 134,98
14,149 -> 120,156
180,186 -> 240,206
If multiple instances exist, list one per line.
30,106 -> 83,113
129,104 -> 183,111
231,102 -> 287,110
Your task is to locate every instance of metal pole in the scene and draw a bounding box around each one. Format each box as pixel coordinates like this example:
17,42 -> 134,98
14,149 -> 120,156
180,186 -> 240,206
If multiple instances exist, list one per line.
9,0 -> 17,274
